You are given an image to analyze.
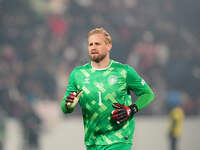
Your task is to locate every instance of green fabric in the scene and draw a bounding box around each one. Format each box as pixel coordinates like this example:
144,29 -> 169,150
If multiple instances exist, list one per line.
126,65 -> 154,110
86,142 -> 132,150
61,60 -> 154,145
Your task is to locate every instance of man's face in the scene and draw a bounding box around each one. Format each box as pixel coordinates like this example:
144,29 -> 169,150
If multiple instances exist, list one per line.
88,33 -> 111,63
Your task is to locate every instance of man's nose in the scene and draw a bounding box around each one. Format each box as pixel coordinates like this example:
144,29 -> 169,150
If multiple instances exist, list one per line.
91,44 -> 97,50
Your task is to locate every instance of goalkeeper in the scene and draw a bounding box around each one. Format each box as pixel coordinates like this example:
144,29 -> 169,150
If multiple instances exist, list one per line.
61,27 -> 155,150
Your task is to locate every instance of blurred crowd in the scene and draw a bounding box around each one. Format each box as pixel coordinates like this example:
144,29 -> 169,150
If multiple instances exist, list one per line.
0,0 -> 200,149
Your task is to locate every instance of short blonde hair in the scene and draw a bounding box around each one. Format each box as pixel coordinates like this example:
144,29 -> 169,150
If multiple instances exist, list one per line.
88,27 -> 112,44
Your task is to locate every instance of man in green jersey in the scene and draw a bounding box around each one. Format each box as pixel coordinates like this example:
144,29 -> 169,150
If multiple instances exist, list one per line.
61,27 -> 155,150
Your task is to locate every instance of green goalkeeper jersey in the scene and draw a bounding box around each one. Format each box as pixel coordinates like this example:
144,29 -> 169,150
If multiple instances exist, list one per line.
61,60 -> 154,145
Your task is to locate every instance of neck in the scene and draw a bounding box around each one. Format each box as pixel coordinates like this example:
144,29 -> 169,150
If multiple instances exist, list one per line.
91,55 -> 110,69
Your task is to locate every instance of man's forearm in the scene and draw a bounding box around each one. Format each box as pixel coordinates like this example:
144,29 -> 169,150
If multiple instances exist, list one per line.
134,90 -> 154,111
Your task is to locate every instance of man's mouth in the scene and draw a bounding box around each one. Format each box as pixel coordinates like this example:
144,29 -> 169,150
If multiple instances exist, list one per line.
91,52 -> 98,54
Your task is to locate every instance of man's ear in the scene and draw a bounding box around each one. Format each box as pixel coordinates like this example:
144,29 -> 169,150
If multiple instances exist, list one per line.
107,43 -> 112,52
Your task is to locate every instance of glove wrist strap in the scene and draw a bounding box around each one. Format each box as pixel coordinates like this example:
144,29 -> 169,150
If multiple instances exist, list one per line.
129,104 -> 138,116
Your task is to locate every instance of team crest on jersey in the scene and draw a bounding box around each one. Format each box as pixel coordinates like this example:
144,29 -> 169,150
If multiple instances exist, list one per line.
108,75 -> 117,85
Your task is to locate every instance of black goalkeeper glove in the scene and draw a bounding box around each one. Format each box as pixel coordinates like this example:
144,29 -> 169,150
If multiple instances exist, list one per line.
112,103 -> 138,124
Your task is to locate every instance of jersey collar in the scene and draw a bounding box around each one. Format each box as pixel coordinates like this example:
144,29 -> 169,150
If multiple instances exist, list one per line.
91,60 -> 113,71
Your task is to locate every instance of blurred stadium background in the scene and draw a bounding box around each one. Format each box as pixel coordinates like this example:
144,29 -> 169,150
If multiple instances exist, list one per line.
0,0 -> 200,150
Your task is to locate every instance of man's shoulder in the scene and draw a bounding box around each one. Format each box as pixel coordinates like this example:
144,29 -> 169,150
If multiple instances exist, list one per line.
111,60 -> 129,69
111,60 -> 137,74
72,63 -> 90,72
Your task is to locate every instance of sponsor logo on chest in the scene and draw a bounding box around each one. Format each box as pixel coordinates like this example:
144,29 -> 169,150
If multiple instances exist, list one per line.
84,78 -> 90,84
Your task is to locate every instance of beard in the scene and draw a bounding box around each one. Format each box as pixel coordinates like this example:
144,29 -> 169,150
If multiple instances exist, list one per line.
89,53 -> 107,63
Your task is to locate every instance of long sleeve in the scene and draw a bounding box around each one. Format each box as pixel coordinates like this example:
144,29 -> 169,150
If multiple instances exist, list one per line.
61,69 -> 78,114
126,65 -> 154,111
